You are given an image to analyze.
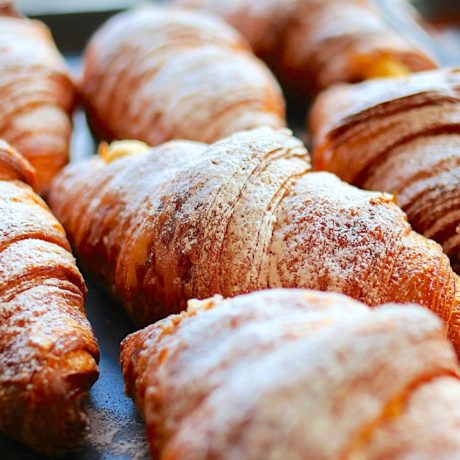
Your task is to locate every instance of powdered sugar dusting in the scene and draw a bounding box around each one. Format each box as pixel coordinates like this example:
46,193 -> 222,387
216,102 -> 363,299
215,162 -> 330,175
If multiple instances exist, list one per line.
51,126 -> 459,334
123,289 -> 460,459
82,5 -> 285,147
87,407 -> 149,459
269,172 -> 407,305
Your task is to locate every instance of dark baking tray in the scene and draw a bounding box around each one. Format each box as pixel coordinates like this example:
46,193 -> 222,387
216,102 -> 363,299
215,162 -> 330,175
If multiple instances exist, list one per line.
1,1 -> 459,459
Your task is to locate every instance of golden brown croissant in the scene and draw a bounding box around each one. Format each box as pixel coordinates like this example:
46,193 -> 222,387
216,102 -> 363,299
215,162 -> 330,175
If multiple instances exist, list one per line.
175,0 -> 437,92
49,128 -> 460,350
0,12 -> 76,193
311,68 -> 460,258
0,140 -> 99,455
121,288 -> 460,459
81,6 -> 285,146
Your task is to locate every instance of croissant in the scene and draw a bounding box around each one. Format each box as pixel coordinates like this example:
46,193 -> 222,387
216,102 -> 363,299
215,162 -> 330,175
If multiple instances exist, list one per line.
81,6 -> 285,146
0,140 -> 99,455
310,68 -> 460,259
121,288 -> 460,459
175,0 -> 437,92
49,127 -> 460,350
0,11 -> 76,193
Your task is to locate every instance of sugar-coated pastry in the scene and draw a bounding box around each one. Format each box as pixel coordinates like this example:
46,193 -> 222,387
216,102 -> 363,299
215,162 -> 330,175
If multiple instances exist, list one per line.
0,10 -> 75,193
121,289 -> 460,459
81,6 -> 285,145
0,140 -> 99,455
49,128 -> 460,350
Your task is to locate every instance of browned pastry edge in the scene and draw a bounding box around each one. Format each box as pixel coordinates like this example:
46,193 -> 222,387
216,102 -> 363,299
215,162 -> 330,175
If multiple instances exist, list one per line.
0,15 -> 76,194
49,128 -> 460,355
0,141 -> 99,456
0,139 -> 36,188
81,6 -> 286,146
120,289 -> 460,459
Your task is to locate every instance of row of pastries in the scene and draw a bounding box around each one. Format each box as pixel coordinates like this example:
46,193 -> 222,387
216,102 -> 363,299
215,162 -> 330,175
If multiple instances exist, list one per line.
1,0 -> 460,458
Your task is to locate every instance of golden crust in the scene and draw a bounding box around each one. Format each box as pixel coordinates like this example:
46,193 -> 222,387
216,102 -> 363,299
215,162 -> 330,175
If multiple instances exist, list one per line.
0,16 -> 75,194
0,139 -> 36,188
311,68 -> 460,258
0,142 -> 99,455
120,289 -> 460,459
81,6 -> 285,145
49,127 -> 460,350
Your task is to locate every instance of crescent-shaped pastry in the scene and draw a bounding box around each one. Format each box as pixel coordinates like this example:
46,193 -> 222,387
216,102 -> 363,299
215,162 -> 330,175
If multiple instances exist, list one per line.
121,289 -> 460,459
0,11 -> 75,193
0,140 -> 99,455
81,6 -> 285,145
49,128 -> 460,351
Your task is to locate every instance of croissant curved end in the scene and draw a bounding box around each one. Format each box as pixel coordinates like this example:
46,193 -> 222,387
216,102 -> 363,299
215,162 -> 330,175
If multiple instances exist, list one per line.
99,140 -> 150,164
